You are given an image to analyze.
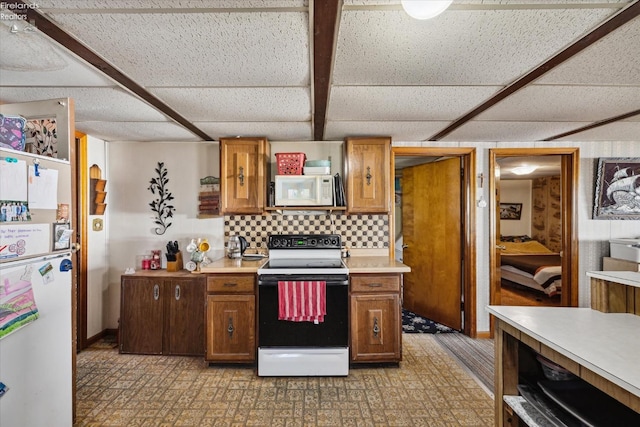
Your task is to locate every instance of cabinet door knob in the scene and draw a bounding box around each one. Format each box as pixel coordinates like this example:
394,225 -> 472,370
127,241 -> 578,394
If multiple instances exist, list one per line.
366,166 -> 372,185
175,284 -> 181,300
153,284 -> 160,300
227,317 -> 234,338
238,166 -> 245,186
372,316 -> 380,337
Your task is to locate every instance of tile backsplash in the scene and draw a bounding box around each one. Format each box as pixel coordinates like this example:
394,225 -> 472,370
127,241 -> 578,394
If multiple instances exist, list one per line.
225,213 -> 389,250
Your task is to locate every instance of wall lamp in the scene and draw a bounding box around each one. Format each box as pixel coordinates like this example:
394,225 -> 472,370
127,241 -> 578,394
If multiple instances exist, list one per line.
401,0 -> 453,20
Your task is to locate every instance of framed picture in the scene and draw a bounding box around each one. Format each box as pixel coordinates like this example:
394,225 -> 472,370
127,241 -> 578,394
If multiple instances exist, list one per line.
593,157 -> 640,220
500,203 -> 522,220
52,222 -> 71,250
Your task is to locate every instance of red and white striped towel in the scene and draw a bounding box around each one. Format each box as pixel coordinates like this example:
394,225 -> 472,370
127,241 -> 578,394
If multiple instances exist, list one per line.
278,281 -> 326,323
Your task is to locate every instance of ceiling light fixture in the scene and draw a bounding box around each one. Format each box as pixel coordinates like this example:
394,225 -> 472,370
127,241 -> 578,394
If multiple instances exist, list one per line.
401,0 -> 453,20
511,165 -> 538,175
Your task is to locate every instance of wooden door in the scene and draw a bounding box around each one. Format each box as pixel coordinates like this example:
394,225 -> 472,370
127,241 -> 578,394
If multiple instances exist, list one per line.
350,294 -> 400,362
346,137 -> 390,213
402,157 -> 463,330
220,137 -> 266,214
166,278 -> 205,356
205,294 -> 255,362
120,278 -> 163,354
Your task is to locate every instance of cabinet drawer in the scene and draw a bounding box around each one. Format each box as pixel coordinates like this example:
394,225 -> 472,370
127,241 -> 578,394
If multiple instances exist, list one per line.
207,274 -> 254,293
351,274 -> 400,293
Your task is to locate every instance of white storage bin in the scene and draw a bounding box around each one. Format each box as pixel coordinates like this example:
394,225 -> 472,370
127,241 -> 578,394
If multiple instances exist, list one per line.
303,166 -> 331,175
610,239 -> 640,263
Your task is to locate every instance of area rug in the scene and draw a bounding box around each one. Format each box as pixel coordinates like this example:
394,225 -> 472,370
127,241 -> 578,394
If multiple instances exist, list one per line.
402,308 -> 454,334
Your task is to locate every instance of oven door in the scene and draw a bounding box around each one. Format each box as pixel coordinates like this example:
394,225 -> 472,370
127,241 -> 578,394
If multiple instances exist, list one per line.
257,273 -> 349,376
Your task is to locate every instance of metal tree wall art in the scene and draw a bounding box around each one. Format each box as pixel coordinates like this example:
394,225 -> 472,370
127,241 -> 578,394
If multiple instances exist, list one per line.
148,162 -> 176,235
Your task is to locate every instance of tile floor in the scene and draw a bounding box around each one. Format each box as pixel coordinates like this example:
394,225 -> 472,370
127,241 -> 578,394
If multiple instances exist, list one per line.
75,334 -> 494,426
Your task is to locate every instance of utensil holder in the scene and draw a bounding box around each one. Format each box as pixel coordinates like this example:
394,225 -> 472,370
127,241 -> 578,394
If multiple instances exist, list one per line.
166,251 -> 183,272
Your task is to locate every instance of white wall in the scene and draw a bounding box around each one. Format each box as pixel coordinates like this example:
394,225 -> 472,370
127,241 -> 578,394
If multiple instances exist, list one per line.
105,141 -> 222,329
499,180 -> 532,237
393,140 -> 640,333
88,139 -> 640,334
86,135 -> 109,338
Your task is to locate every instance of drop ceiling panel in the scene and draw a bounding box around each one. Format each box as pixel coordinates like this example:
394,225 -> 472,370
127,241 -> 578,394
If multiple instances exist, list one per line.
333,7 -> 612,86
442,121 -> 586,142
196,121 -> 312,141
76,121 -> 199,142
476,85 -> 640,122
152,87 -> 310,121
40,0 -> 306,8
325,120 -> 450,141
0,87 -> 168,122
327,86 -> 500,120
0,22 -> 114,86
557,121 -> 640,141
537,15 -> 640,86
47,10 -> 309,87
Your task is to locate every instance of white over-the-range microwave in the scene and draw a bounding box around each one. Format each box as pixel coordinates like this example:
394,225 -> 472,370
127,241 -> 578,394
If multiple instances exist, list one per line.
274,175 -> 334,206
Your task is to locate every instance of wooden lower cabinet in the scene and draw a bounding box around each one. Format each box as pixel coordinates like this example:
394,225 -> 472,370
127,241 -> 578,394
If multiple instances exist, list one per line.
349,274 -> 401,363
205,274 -> 256,362
120,273 -> 205,356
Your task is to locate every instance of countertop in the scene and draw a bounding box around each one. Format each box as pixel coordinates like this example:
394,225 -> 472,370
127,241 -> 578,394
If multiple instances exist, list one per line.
586,270 -> 640,288
343,256 -> 410,273
197,255 -> 410,274
487,305 -> 640,398
197,256 -> 268,273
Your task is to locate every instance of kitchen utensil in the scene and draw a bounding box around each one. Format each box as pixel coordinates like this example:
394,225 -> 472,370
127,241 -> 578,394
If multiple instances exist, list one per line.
186,239 -> 197,253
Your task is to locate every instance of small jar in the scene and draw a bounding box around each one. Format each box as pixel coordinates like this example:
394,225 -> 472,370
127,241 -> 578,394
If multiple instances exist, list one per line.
142,259 -> 151,270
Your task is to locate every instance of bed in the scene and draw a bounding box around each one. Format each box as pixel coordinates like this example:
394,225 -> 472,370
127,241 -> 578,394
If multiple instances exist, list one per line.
499,235 -> 561,297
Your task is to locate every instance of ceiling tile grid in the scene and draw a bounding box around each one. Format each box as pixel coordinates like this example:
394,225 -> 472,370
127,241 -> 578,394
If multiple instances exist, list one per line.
557,121 -> 640,141
476,85 -> 640,122
324,120 -> 451,141
75,121 -> 200,142
46,10 -> 310,87
0,87 -> 169,122
327,86 -> 500,120
535,14 -> 640,86
442,120 -> 588,142
196,121 -> 312,141
0,21 -> 115,86
332,7 -> 613,86
151,87 -> 310,121
1,1 -> 638,143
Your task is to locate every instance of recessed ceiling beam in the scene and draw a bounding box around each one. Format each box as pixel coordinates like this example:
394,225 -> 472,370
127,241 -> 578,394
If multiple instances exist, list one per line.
429,1 -> 640,141
19,1 -> 215,141
313,0 -> 341,141
541,109 -> 640,141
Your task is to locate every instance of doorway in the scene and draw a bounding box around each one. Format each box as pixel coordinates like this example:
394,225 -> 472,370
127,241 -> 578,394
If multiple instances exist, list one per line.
489,148 -> 579,315
390,147 -> 476,337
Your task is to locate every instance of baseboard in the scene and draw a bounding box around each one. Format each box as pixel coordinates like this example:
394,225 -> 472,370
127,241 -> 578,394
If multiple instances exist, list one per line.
475,331 -> 491,339
86,328 -> 118,347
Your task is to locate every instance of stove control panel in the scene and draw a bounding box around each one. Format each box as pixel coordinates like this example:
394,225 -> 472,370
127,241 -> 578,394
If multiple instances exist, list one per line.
267,234 -> 341,249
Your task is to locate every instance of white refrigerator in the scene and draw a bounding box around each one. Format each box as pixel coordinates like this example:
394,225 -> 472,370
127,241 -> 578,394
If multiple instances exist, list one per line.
0,253 -> 73,426
0,104 -> 75,427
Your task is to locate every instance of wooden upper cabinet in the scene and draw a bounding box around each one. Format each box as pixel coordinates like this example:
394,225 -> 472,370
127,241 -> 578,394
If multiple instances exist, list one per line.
220,137 -> 269,214
345,137 -> 391,213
